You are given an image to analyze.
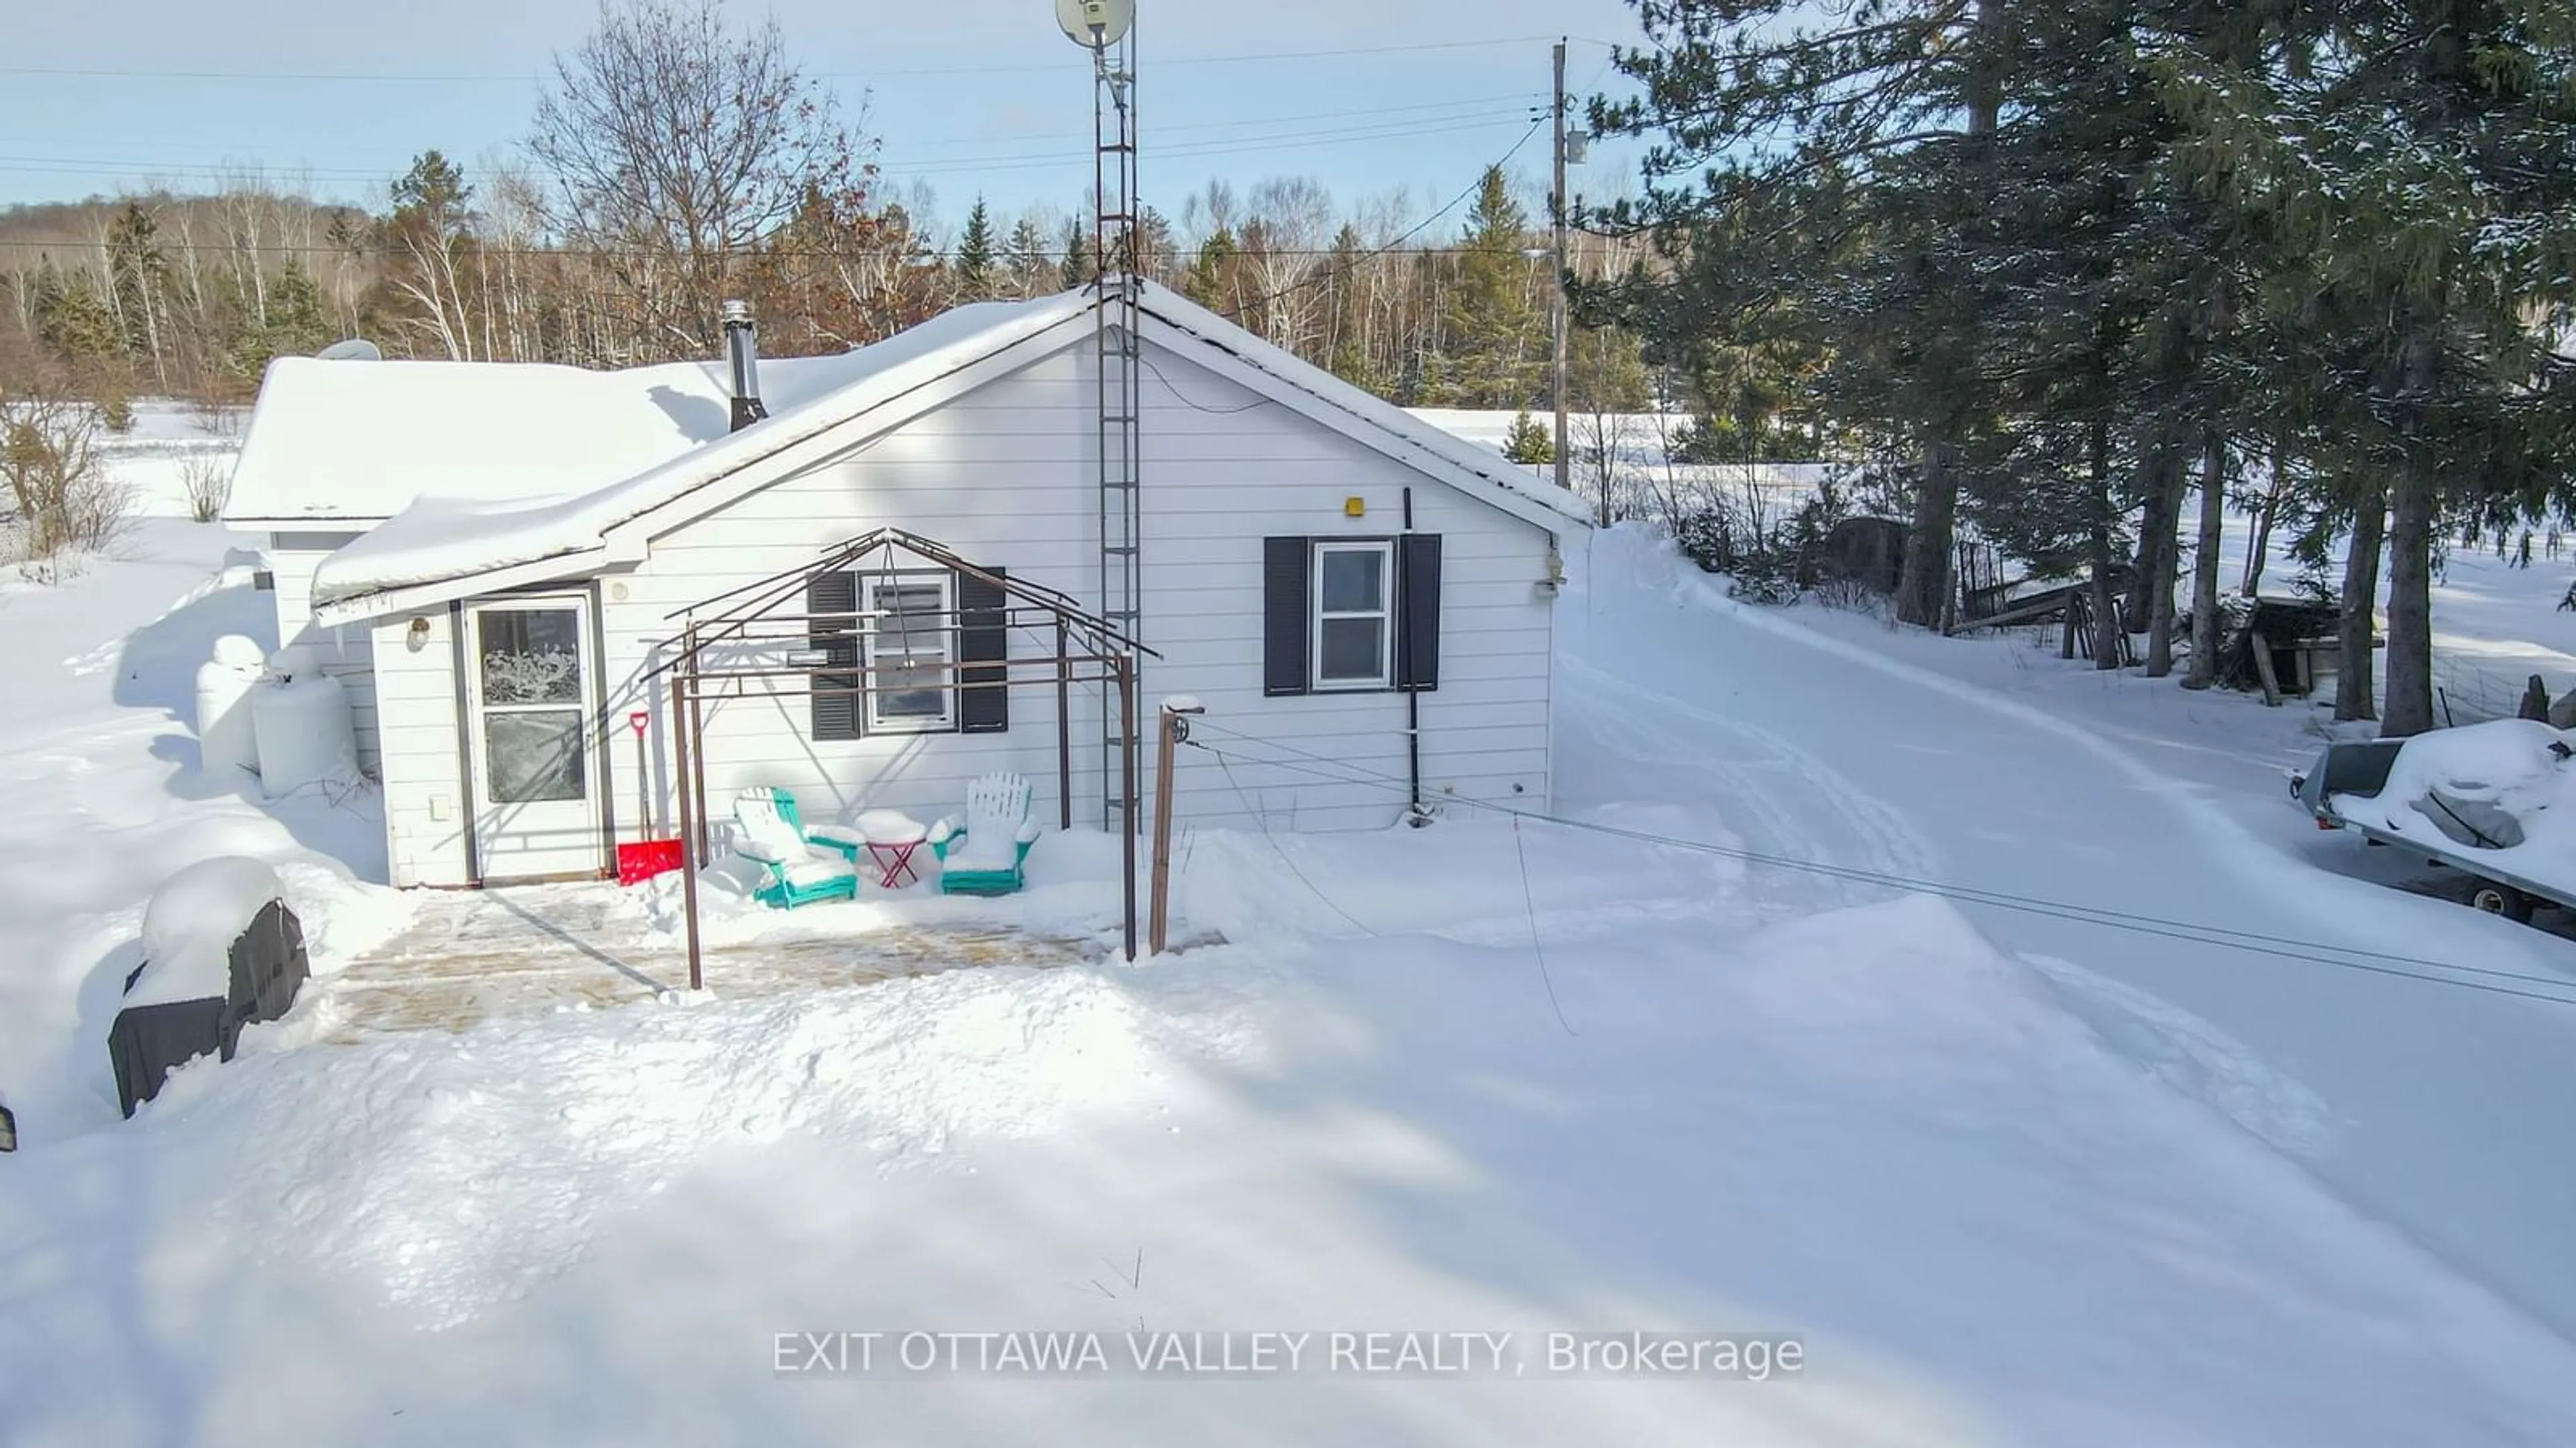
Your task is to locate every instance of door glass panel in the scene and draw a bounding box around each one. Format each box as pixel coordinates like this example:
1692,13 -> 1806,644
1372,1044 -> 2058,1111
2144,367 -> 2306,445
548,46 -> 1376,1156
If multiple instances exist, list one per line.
479,610 -> 583,705
1320,549 -> 1385,613
485,711 -> 586,803
1318,617 -> 1386,682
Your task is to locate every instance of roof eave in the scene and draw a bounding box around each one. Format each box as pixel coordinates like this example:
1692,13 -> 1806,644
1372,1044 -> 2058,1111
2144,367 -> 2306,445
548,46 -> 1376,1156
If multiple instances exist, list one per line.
309,541 -> 629,628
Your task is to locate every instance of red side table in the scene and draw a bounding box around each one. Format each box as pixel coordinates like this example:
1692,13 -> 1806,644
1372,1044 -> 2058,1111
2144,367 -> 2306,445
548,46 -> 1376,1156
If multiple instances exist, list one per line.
856,809 -> 928,889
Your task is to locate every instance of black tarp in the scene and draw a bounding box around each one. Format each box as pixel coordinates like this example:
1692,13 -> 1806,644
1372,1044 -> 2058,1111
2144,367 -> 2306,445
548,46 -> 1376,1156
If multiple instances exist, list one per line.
109,898 -> 309,1118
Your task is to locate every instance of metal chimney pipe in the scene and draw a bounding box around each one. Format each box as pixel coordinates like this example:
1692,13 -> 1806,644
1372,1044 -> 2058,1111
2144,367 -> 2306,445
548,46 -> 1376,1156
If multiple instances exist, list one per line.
722,299 -> 767,431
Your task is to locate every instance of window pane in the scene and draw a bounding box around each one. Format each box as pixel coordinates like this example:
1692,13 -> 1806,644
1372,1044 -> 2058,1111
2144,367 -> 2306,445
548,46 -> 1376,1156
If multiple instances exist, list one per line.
876,583 -> 948,654
485,711 -> 585,802
478,610 -> 583,705
1319,549 -> 1385,613
868,580 -> 951,724
1318,617 -> 1385,683
879,666 -> 947,719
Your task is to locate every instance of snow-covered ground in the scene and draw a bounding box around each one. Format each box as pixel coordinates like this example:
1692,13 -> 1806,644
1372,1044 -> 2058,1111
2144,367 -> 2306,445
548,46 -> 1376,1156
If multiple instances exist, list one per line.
2,459 -> 2575,1441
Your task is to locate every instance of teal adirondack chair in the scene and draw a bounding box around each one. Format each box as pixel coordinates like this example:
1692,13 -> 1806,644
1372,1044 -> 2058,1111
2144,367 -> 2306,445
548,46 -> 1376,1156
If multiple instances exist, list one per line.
730,787 -> 859,909
928,772 -> 1042,896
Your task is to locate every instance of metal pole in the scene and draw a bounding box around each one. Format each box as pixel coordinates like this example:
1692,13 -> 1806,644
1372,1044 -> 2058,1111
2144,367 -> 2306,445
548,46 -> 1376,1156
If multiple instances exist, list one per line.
682,623 -> 710,865
670,676 -> 704,992
1057,617 -> 1075,831
1551,36 -> 1572,495
1119,656 -> 1138,962
1148,699 -> 1201,953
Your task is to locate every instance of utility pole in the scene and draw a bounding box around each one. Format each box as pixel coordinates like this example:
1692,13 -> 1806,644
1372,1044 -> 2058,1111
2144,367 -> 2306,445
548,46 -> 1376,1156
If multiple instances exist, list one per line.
1550,36 -> 1571,495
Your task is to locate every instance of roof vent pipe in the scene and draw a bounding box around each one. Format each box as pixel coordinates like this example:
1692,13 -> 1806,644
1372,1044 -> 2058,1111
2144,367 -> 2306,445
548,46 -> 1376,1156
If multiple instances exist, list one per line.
722,300 -> 767,431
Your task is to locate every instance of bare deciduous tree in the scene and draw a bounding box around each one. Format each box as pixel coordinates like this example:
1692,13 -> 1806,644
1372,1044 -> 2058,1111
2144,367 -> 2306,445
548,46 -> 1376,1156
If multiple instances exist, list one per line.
529,0 -> 871,354
0,352 -> 128,567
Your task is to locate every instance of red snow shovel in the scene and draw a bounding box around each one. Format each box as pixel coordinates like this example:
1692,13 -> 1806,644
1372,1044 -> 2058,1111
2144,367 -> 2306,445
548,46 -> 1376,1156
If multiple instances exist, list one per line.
616,711 -> 686,886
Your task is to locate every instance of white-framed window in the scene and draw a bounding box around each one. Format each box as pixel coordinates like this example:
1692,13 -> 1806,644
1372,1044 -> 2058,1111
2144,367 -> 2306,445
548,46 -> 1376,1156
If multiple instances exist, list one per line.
865,575 -> 955,732
1310,539 -> 1395,690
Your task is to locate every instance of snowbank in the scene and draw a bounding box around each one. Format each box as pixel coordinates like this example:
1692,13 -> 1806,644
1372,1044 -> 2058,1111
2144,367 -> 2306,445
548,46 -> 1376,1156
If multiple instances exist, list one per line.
129,856 -> 284,1009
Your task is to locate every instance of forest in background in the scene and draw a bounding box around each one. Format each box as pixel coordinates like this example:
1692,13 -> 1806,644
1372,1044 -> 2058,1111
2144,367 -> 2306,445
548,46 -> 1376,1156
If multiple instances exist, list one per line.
9,0 -> 2575,745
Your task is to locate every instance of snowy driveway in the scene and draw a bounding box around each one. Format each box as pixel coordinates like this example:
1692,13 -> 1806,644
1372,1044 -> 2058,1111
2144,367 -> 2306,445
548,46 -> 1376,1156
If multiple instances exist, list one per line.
1559,534 -> 2576,1345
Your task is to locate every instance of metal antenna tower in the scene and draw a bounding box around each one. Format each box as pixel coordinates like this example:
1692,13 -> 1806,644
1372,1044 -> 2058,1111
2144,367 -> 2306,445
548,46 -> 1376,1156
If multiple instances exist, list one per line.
1090,28 -> 1142,831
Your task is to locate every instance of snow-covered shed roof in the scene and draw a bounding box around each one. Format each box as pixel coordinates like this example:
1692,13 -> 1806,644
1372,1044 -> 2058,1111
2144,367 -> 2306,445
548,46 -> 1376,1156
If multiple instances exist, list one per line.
223,348 -> 903,525
308,282 -> 1589,623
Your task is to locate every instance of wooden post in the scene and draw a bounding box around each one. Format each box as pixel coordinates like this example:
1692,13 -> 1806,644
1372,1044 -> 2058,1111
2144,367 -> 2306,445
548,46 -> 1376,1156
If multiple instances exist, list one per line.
1148,698 -> 1203,954
2249,629 -> 2284,707
1118,657 -> 1139,963
670,675 -> 704,991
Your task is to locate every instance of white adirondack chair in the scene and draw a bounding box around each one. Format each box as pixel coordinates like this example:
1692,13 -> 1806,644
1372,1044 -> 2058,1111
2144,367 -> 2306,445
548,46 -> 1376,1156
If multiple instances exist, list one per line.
927,772 -> 1042,896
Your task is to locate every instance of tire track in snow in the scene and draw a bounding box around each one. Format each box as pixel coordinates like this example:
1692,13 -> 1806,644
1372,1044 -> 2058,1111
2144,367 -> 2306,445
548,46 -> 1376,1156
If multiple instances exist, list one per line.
1583,538 -> 2576,1351
1558,654 -> 1940,919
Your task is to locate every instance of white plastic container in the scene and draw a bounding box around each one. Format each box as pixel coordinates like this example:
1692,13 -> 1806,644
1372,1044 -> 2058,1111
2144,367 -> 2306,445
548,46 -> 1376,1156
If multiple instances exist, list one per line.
264,644 -> 321,683
193,635 -> 270,782
250,673 -> 358,800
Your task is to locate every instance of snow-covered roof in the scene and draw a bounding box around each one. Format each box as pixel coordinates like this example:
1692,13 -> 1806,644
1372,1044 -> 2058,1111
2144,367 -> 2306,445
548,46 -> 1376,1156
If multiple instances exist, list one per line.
309,282 -> 1587,623
224,348 -> 900,525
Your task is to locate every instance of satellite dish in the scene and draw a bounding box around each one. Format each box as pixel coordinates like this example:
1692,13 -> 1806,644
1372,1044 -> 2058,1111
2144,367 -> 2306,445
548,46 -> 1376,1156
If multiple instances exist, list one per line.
315,338 -> 382,362
1055,0 -> 1133,48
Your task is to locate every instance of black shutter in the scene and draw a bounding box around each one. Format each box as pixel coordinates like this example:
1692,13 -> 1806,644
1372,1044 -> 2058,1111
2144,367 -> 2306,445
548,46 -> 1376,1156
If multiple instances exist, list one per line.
958,566 -> 1009,733
1263,536 -> 1311,696
1397,533 -> 1442,692
808,570 -> 861,741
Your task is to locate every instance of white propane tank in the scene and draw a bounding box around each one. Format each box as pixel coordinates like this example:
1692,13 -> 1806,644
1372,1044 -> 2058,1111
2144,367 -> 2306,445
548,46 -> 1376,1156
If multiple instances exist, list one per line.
250,671 -> 358,801
193,636 -> 268,780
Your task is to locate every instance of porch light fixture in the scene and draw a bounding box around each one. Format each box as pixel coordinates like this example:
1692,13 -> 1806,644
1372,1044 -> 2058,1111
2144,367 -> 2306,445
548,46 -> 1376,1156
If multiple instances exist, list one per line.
407,616 -> 431,648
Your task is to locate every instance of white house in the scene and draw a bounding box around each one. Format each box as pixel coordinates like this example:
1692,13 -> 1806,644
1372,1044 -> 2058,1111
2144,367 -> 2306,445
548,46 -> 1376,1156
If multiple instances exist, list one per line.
228,281 -> 1586,888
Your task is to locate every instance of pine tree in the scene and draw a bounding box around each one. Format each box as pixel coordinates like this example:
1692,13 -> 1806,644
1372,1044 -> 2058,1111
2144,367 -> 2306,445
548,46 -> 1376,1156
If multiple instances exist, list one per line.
1439,167 -> 1542,408
33,263 -> 121,370
1004,215 -> 1049,297
1592,0 -> 2006,625
953,199 -> 998,301
1503,411 -> 1554,465
1183,227 -> 1238,311
1059,218 -> 1094,289
104,201 -> 170,380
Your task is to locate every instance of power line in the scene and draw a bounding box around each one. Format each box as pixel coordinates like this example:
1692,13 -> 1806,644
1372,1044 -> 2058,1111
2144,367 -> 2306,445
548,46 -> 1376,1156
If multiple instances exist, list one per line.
0,239 -> 1503,261
0,112 -> 1542,189
1233,118 -> 1550,313
1199,747 -> 1383,937
0,36 -> 1564,86
1175,723 -> 2576,1009
2,93 -> 1549,165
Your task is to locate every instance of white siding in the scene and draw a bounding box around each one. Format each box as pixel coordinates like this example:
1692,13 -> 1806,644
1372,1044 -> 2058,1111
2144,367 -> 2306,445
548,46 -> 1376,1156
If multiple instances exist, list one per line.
372,332 -> 1560,882
370,610 -> 473,887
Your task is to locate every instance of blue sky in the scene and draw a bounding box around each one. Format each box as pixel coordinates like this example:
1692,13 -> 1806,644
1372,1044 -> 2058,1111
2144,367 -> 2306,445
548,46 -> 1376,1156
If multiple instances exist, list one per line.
1,0 -> 1646,241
